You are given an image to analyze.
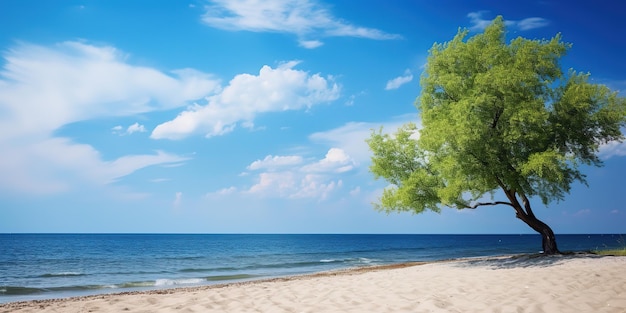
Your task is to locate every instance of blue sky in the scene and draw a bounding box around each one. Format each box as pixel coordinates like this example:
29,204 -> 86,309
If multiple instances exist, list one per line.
1,0 -> 625,234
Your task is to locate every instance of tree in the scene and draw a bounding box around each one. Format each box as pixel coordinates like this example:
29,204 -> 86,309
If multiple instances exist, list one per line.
367,16 -> 626,254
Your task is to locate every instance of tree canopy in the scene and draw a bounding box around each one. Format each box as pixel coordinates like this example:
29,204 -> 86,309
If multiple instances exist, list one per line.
367,17 -> 626,253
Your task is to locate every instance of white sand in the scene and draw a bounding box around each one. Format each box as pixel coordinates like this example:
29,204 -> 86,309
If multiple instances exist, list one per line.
2,255 -> 625,313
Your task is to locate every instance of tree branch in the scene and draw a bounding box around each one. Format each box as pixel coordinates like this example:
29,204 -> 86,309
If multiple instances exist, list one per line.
442,89 -> 458,102
491,107 -> 503,129
519,192 -> 536,218
464,201 -> 514,209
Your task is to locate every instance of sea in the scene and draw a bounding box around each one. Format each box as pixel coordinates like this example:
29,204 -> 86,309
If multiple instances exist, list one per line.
1,233 -> 624,303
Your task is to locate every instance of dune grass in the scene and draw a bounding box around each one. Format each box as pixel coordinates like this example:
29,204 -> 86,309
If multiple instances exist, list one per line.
592,235 -> 626,256
594,248 -> 626,256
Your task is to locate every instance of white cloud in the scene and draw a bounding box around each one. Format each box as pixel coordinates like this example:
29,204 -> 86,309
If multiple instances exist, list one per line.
245,171 -> 342,201
573,209 -> 591,217
301,148 -> 356,173
385,69 -> 413,90
467,11 -> 493,31
173,192 -> 183,208
309,114 -> 419,165
227,148 -> 356,200
112,122 -> 147,136
247,155 -> 304,171
247,171 -> 297,197
209,115 -> 420,201
299,39 -> 324,49
0,41 -> 213,194
201,0 -> 400,48
467,11 -> 549,32
204,186 -> 238,198
291,175 -> 342,200
0,41 -> 219,140
0,138 -> 189,194
349,186 -> 361,196
218,186 -> 237,195
150,178 -> 170,183
127,122 -> 146,134
517,17 -> 550,31
599,138 -> 626,159
151,61 -> 340,140
248,148 -> 351,197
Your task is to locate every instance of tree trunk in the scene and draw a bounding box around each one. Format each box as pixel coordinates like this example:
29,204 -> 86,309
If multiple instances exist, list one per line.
503,189 -> 561,255
518,211 -> 560,254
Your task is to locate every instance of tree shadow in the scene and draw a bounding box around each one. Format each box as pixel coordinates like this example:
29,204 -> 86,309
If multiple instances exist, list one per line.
456,252 -> 605,269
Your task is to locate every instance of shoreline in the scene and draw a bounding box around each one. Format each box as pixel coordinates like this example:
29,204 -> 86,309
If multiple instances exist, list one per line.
3,253 -> 625,312
0,260 -> 436,307
1,254 -> 519,306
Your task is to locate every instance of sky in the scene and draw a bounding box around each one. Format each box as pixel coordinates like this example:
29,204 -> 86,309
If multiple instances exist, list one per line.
1,0 -> 625,234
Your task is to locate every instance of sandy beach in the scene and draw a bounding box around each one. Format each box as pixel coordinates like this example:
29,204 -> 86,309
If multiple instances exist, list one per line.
2,254 -> 625,313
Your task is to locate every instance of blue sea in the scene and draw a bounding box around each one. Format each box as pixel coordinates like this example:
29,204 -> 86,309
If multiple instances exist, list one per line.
1,233 -> 624,303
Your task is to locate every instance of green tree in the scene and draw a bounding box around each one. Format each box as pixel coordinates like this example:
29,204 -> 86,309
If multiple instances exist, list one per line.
367,17 -> 626,254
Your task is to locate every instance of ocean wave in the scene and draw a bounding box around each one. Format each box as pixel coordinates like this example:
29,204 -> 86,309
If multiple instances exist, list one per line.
320,257 -> 379,265
0,286 -> 46,295
38,272 -> 86,278
0,274 -> 265,297
0,284 -> 113,296
179,266 -> 238,273
154,278 -> 205,286
205,274 -> 258,281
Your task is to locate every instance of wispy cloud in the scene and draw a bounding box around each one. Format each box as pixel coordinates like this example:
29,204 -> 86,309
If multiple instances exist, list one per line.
516,17 -> 550,31
385,69 -> 413,90
151,61 -> 340,140
201,0 -> 401,48
467,11 -> 549,32
0,41 -> 212,194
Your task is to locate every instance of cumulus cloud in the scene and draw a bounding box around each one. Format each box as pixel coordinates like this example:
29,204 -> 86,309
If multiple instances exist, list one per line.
208,115 -> 419,201
245,171 -> 343,201
247,155 -> 304,171
309,114 -> 419,165
467,11 -> 549,32
301,148 -> 356,173
291,175 -> 342,200
232,148 -> 355,200
0,41 -> 213,194
247,171 -> 298,196
385,69 -> 413,90
599,137 -> 626,159
127,122 -> 146,134
201,0 -> 400,48
112,122 -> 147,136
151,61 -> 340,140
